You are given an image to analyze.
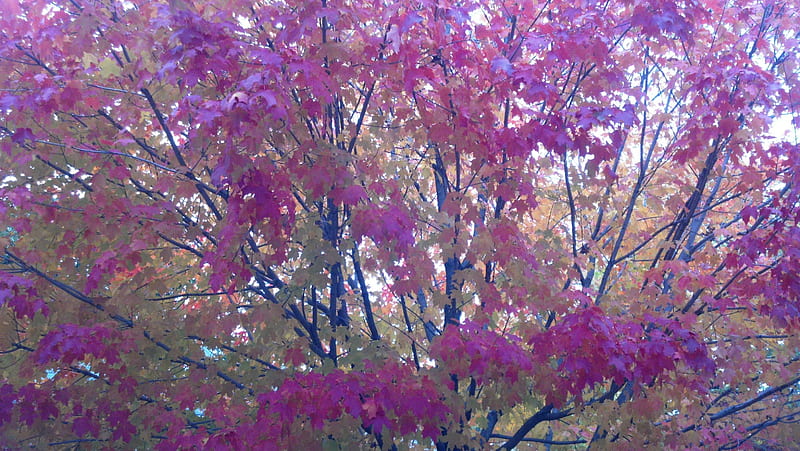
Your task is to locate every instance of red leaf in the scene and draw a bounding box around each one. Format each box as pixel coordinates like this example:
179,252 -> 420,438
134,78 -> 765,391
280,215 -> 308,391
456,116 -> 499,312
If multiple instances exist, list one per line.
108,165 -> 130,181
490,55 -> 513,75
718,117 -> 740,135
284,347 -> 305,366
741,205 -> 758,225
10,128 -> 34,145
109,410 -> 136,442
330,185 -> 367,205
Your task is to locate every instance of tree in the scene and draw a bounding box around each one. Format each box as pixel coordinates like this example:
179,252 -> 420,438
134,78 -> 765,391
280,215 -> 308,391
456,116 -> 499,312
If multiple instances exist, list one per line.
0,0 -> 799,448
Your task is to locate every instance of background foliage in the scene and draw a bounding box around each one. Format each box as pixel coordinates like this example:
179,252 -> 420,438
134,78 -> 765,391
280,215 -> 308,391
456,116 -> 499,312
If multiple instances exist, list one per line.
1,0 -> 799,449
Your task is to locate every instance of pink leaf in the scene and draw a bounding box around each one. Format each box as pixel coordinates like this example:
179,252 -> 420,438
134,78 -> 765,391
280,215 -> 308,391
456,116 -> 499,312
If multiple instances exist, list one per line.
10,128 -> 34,145
490,56 -> 513,75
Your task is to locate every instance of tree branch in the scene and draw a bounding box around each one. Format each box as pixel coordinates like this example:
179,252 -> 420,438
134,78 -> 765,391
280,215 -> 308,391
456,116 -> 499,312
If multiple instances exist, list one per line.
499,405 -> 573,449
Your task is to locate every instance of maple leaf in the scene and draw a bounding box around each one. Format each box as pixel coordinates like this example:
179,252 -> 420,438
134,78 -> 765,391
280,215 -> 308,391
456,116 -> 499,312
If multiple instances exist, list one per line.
72,410 -> 99,438
0,384 -> 14,427
109,410 -> 136,443
10,128 -> 34,145
490,55 -> 513,75
284,347 -> 306,366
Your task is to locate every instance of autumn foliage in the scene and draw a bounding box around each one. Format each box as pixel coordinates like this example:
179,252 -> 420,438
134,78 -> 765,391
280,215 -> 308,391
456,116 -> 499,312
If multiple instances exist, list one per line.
1,0 -> 800,448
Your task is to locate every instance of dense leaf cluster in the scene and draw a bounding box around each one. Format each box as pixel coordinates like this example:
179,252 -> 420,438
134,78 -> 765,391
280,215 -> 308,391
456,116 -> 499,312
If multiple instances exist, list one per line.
1,0 -> 799,449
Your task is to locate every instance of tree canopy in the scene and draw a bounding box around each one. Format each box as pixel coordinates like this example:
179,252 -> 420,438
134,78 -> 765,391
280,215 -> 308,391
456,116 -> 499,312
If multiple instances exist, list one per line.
1,0 -> 799,449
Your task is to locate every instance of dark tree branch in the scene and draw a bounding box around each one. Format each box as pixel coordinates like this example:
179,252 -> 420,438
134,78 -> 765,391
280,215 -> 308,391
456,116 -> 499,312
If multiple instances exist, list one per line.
352,243 -> 380,340
708,376 -> 800,423
499,405 -> 573,449
491,433 -> 587,446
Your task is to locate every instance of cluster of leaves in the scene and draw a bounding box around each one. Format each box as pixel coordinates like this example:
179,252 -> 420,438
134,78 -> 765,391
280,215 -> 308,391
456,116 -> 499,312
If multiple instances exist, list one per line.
1,0 -> 799,449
